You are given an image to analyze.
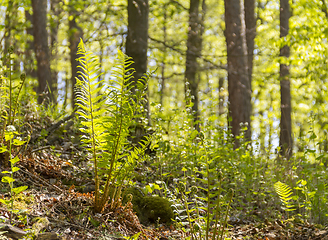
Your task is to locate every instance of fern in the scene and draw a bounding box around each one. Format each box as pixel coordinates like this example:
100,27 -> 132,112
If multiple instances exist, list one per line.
274,181 -> 296,212
171,134 -> 233,240
75,39 -> 149,213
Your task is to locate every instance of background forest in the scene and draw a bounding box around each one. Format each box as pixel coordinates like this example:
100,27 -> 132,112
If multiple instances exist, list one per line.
1,0 -> 328,239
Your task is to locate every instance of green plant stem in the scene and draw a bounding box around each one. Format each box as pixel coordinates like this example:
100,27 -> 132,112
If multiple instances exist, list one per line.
206,157 -> 210,240
9,136 -> 13,224
11,74 -> 26,125
9,54 -> 12,125
85,66 -> 100,210
200,135 -> 210,240
212,176 -> 222,240
219,189 -> 234,240
99,86 -> 125,212
182,192 -> 195,240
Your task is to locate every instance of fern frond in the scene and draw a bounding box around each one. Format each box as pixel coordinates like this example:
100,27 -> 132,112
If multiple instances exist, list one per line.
274,181 -> 296,211
75,39 -> 150,213
75,39 -> 106,208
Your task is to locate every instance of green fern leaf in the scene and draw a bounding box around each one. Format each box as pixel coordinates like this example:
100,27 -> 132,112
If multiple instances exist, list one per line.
274,181 -> 296,211
75,39 -> 150,213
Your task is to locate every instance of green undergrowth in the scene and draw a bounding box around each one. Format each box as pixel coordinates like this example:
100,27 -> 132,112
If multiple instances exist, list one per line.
1,40 -> 328,240
144,102 -> 328,229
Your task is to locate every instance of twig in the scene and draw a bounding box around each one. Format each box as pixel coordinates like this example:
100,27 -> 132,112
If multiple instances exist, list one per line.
19,166 -> 64,194
47,217 -> 88,230
31,145 -> 52,153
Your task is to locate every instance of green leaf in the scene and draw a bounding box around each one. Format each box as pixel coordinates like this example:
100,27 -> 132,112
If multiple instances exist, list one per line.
12,186 -> 28,194
190,130 -> 199,140
10,156 -> 20,165
0,199 -> 11,205
274,181 -> 295,212
12,167 -> 20,173
127,232 -> 141,240
144,185 -> 153,194
309,133 -> 317,139
89,217 -> 100,227
13,139 -> 26,146
0,146 -> 7,153
1,176 -> 15,183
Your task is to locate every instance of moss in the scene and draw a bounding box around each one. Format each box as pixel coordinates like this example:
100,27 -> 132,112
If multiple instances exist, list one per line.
140,196 -> 174,225
122,187 -> 145,218
122,187 -> 174,225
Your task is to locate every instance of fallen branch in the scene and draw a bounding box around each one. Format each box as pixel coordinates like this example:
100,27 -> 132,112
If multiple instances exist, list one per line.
30,112 -> 76,144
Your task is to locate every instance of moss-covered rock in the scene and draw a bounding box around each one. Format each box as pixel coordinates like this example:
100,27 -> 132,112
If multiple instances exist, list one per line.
122,187 -> 174,225
122,187 -> 145,219
140,196 -> 174,225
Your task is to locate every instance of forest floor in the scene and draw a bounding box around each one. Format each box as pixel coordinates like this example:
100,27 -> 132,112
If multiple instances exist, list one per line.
1,116 -> 328,240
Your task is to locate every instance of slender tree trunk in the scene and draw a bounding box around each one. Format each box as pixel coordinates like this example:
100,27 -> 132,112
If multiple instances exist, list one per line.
244,0 -> 255,137
63,73 -> 69,109
224,0 -> 251,145
160,6 -> 167,108
68,11 -> 83,109
4,1 -> 20,74
126,0 -> 150,126
185,0 -> 206,132
4,0 -> 14,67
50,0 -> 62,100
32,0 -> 55,104
218,77 -> 224,115
279,0 -> 292,159
244,0 -> 255,84
25,10 -> 37,79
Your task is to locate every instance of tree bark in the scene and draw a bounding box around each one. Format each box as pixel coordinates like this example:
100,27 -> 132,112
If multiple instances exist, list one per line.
185,0 -> 206,132
244,0 -> 256,84
24,10 -> 37,79
4,0 -> 14,67
68,10 -> 83,109
4,1 -> 20,74
224,0 -> 251,145
279,0 -> 292,159
32,0 -> 55,104
160,5 -> 168,108
50,0 -> 62,100
126,0 -> 150,125
218,77 -> 224,115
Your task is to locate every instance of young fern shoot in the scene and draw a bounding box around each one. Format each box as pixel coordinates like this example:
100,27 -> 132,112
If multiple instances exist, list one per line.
75,39 -> 149,213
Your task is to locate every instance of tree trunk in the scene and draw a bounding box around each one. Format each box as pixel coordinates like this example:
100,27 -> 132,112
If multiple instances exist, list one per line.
160,6 -> 167,108
68,11 -> 83,109
244,0 -> 255,84
24,10 -> 37,79
126,0 -> 150,126
224,0 -> 251,145
4,0 -> 14,67
218,77 -> 225,115
4,1 -> 20,74
185,0 -> 206,132
50,0 -> 62,100
279,0 -> 292,159
32,0 -> 55,104
244,0 -> 255,137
